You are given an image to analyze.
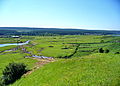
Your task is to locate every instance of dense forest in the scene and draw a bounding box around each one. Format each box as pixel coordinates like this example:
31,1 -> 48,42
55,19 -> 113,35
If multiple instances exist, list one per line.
0,27 -> 120,36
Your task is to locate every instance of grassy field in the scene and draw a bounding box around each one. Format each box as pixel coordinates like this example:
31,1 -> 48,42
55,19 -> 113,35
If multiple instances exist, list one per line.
0,37 -> 28,44
23,35 -> 103,57
11,53 -> 120,86
0,52 -> 38,76
0,35 -> 120,86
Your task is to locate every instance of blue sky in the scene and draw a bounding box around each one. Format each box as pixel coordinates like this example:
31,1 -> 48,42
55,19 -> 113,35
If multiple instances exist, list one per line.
0,0 -> 119,30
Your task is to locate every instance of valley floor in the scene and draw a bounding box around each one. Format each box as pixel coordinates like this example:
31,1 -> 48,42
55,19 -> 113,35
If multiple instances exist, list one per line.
0,35 -> 120,86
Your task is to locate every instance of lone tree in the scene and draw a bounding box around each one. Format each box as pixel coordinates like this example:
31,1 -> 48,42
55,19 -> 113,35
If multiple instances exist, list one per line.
99,48 -> 104,53
2,63 -> 28,85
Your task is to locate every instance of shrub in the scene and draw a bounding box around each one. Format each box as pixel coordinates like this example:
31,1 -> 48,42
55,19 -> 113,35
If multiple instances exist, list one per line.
99,48 -> 104,53
49,46 -> 54,47
2,63 -> 28,85
115,52 -> 120,54
100,40 -> 104,43
104,49 -> 109,53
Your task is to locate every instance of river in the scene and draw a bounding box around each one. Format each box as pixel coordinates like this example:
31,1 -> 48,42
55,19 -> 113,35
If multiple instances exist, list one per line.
0,40 -> 30,47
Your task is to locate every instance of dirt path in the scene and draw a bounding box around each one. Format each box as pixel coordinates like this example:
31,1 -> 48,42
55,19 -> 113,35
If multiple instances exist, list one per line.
24,58 -> 55,76
0,44 -> 56,76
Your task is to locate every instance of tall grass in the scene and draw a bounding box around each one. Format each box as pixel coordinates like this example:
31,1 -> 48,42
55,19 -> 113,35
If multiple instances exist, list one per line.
1,35 -> 120,86
12,53 -> 120,86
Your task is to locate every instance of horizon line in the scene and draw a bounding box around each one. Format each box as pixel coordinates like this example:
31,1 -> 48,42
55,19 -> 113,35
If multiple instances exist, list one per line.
0,26 -> 119,31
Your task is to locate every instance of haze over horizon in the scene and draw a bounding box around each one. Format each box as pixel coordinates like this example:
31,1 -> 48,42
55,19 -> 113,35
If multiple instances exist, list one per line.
0,0 -> 120,30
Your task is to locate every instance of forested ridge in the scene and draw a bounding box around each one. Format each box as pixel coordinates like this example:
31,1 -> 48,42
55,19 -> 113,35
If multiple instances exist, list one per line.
0,27 -> 120,36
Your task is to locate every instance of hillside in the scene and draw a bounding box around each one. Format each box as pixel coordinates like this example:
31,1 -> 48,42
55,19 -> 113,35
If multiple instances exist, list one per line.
12,53 -> 120,86
0,35 -> 120,86
0,27 -> 120,35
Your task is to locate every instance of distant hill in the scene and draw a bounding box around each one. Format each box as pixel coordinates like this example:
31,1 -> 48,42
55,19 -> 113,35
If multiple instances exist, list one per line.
0,27 -> 120,36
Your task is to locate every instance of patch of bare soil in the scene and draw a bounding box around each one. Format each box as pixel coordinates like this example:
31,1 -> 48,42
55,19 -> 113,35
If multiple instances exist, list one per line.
24,58 -> 55,76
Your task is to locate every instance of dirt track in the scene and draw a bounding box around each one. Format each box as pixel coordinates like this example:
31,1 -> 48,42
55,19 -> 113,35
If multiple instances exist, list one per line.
24,58 -> 55,76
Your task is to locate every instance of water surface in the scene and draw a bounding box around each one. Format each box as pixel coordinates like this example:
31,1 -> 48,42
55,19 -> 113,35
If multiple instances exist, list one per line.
0,40 -> 30,47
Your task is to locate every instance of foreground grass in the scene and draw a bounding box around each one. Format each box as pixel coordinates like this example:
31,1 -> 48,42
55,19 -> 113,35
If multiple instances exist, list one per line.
0,53 -> 38,76
1,35 -> 120,86
12,53 -> 120,86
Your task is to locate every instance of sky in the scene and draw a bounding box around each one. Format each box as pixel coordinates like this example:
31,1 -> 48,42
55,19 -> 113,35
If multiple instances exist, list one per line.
0,0 -> 120,30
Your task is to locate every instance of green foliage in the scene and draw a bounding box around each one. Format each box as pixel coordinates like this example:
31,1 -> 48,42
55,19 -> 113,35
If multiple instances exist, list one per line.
104,49 -> 109,53
2,63 -> 27,85
0,53 -> 37,76
0,78 -> 4,86
98,48 -> 110,53
100,40 -> 104,43
99,48 -> 104,53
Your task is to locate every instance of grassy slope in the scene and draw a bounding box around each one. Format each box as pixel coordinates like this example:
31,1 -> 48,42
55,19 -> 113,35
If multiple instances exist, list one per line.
0,53 -> 38,76
12,53 -> 120,86
1,35 -> 120,86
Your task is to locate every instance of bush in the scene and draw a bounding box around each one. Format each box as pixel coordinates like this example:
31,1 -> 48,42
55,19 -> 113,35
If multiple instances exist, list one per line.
2,63 -> 28,85
100,40 -> 104,43
104,49 -> 109,53
99,48 -> 104,53
115,52 -> 120,54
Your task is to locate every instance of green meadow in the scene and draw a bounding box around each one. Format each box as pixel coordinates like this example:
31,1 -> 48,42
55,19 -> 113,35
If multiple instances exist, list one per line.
0,35 -> 120,86
12,53 -> 120,86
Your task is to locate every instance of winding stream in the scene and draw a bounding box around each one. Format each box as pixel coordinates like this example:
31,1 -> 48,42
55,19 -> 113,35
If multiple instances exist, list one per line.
0,40 -> 53,59
0,40 -> 30,47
